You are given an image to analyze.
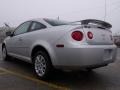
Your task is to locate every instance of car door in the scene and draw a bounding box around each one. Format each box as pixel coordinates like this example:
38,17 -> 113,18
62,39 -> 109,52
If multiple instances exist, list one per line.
23,21 -> 47,57
6,21 -> 32,57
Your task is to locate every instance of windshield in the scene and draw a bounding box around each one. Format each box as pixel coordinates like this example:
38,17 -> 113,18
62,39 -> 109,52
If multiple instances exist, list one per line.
44,18 -> 69,26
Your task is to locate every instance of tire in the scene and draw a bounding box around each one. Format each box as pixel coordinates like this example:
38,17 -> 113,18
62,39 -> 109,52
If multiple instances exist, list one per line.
33,51 -> 53,79
86,68 -> 93,72
2,46 -> 9,61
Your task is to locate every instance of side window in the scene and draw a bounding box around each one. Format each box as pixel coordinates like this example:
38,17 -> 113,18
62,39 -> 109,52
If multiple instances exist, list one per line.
29,22 -> 46,31
14,21 -> 31,35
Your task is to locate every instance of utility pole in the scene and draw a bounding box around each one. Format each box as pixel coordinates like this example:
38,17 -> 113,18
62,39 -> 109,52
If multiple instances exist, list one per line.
57,16 -> 59,20
104,0 -> 107,21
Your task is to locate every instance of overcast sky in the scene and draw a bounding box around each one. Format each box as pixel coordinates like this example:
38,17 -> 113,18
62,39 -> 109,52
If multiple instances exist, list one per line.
0,0 -> 120,34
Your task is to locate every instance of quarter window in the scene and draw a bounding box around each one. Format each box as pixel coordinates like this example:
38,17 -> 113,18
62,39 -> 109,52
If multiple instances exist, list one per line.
30,22 -> 46,31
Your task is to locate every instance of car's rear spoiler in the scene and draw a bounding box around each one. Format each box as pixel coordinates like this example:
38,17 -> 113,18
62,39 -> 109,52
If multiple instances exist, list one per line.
76,19 -> 112,29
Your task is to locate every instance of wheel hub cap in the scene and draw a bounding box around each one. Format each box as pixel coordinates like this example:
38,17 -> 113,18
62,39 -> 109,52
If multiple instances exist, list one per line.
35,55 -> 46,77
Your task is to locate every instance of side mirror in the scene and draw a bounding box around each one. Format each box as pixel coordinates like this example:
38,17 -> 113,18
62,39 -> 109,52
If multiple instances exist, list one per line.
6,31 -> 13,37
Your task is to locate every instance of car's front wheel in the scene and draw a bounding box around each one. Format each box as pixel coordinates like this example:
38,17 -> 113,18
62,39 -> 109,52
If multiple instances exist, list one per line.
2,46 -> 9,61
33,51 -> 53,79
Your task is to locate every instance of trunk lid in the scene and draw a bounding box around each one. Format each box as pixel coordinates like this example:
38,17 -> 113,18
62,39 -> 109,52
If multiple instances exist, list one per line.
79,19 -> 113,45
83,27 -> 113,45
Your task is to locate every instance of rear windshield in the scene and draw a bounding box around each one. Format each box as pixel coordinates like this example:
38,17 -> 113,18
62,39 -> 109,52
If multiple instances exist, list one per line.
44,18 -> 69,26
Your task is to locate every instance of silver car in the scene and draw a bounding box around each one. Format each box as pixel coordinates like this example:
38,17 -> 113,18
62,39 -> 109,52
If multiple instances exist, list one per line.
2,18 -> 117,79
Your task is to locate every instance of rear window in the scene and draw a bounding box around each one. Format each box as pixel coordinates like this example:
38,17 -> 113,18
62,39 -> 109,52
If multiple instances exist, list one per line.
44,18 -> 69,26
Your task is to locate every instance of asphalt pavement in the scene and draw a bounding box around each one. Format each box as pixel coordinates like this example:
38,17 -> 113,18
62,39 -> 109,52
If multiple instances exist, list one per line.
0,44 -> 120,90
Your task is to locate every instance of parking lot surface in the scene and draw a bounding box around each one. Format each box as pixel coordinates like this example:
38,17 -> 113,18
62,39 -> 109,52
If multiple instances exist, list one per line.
0,44 -> 120,90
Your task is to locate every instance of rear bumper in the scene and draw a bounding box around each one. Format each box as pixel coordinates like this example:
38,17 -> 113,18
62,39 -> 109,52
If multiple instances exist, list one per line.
54,45 -> 117,70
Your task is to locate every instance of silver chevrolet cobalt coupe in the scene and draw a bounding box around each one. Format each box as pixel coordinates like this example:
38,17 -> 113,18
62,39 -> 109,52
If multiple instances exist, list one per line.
2,18 -> 117,79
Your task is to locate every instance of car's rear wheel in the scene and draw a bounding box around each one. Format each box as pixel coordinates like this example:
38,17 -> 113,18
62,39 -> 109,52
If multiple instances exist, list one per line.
33,51 -> 53,79
2,46 -> 9,61
86,68 -> 93,72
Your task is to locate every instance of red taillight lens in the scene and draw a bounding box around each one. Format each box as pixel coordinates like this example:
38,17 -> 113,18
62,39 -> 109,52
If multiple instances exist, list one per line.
87,31 -> 93,39
71,31 -> 83,41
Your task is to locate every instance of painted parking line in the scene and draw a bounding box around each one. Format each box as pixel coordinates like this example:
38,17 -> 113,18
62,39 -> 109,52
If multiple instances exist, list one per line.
0,72 -> 7,75
0,67 -> 70,90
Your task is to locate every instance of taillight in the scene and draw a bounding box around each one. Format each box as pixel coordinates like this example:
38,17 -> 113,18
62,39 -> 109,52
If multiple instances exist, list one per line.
87,31 -> 93,39
71,31 -> 83,41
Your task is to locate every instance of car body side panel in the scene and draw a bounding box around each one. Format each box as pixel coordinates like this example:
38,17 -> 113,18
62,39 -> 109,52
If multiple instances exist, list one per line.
6,25 -> 77,63
29,41 -> 57,65
3,24 -> 78,65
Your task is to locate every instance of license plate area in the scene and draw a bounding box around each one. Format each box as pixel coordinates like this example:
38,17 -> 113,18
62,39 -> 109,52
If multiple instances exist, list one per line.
104,49 -> 112,61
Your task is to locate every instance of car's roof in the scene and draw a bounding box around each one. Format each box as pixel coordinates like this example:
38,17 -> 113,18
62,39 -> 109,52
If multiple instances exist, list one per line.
30,18 -> 54,22
29,18 -> 70,27
30,18 -> 44,22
